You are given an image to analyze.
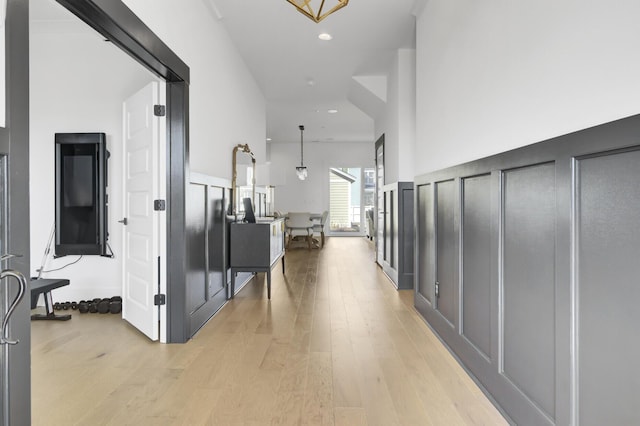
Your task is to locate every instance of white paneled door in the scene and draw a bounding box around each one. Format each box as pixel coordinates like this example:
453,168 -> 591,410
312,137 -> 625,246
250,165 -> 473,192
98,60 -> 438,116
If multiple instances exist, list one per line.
122,81 -> 166,341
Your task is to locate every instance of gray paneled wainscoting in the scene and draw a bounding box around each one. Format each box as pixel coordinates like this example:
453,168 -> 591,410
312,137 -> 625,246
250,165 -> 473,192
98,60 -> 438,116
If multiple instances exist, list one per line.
414,114 -> 640,425
186,175 -> 231,337
186,174 -> 255,337
379,181 -> 414,289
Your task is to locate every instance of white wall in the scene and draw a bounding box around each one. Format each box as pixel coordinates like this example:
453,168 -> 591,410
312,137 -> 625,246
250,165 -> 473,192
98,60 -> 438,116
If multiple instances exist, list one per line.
122,0 -> 267,178
374,49 -> 416,183
269,141 -> 373,214
30,23 -> 156,301
415,0 -> 640,175
396,49 -> 416,182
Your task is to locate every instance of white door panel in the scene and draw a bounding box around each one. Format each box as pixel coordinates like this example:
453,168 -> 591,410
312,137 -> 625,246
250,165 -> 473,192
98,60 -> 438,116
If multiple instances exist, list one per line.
122,81 -> 165,341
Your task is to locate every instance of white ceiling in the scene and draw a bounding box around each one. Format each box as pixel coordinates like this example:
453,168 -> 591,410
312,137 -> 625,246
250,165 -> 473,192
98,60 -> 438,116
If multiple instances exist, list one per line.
209,0 -> 420,145
30,0 -> 421,146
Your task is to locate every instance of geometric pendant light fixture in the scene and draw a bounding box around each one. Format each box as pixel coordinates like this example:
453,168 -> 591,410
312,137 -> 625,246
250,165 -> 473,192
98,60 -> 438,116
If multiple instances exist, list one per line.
285,0 -> 349,23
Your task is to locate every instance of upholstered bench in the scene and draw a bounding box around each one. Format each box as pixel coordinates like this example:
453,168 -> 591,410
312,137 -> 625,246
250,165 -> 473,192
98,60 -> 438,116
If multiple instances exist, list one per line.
30,278 -> 71,321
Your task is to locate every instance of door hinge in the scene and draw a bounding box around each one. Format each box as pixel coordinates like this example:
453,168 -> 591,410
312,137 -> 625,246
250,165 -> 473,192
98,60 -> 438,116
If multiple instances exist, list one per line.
154,105 -> 166,117
435,281 -> 440,298
154,294 -> 166,306
154,199 -> 166,211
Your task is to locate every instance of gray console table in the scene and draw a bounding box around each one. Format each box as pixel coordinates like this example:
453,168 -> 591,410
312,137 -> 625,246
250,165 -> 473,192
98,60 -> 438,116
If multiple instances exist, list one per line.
229,218 -> 285,299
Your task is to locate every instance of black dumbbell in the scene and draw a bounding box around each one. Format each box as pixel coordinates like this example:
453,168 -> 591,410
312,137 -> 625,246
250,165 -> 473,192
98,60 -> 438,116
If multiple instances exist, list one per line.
109,300 -> 122,314
97,298 -> 110,314
78,300 -> 90,313
62,301 -> 71,310
88,302 -> 98,313
71,301 -> 78,310
53,302 -> 62,310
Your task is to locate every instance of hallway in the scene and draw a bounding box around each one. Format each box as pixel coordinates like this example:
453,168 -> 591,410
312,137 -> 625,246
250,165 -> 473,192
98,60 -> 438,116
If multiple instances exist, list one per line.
32,237 -> 506,425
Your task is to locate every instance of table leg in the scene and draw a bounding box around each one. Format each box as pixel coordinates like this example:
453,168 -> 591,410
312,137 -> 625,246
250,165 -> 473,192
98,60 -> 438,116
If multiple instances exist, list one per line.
267,269 -> 271,299
230,269 -> 235,299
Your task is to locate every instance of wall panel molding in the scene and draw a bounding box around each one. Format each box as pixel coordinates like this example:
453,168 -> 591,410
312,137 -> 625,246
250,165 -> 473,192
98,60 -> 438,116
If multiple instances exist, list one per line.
414,114 -> 640,425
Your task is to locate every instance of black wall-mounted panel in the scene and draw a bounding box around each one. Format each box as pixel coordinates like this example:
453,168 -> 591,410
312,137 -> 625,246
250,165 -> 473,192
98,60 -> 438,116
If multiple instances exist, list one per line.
55,132 -> 108,256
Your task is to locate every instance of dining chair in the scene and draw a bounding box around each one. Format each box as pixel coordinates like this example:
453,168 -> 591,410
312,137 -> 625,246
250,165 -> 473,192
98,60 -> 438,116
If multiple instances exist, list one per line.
285,212 -> 314,250
313,210 -> 329,247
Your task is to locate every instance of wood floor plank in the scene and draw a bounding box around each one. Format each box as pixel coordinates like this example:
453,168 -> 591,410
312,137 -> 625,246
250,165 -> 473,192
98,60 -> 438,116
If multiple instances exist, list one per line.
301,351 -> 333,425
334,407 -> 367,426
31,237 -> 506,426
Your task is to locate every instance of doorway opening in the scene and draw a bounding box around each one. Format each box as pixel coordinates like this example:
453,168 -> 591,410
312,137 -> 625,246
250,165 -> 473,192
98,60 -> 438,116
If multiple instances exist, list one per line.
30,0 -> 167,341
36,0 -> 190,344
22,0 -> 191,422
328,167 -> 374,236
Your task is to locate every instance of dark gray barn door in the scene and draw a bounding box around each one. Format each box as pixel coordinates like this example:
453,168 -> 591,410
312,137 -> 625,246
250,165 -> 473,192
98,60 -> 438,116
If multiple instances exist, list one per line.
0,1 -> 30,424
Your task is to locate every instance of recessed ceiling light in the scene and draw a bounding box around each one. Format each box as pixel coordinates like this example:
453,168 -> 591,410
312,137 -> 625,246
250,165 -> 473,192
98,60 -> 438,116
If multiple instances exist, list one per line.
318,33 -> 333,41
266,138 -> 272,141
328,109 -> 338,114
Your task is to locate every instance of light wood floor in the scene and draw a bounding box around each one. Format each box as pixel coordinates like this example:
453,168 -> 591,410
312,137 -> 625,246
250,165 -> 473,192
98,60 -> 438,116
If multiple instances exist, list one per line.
32,237 -> 507,425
